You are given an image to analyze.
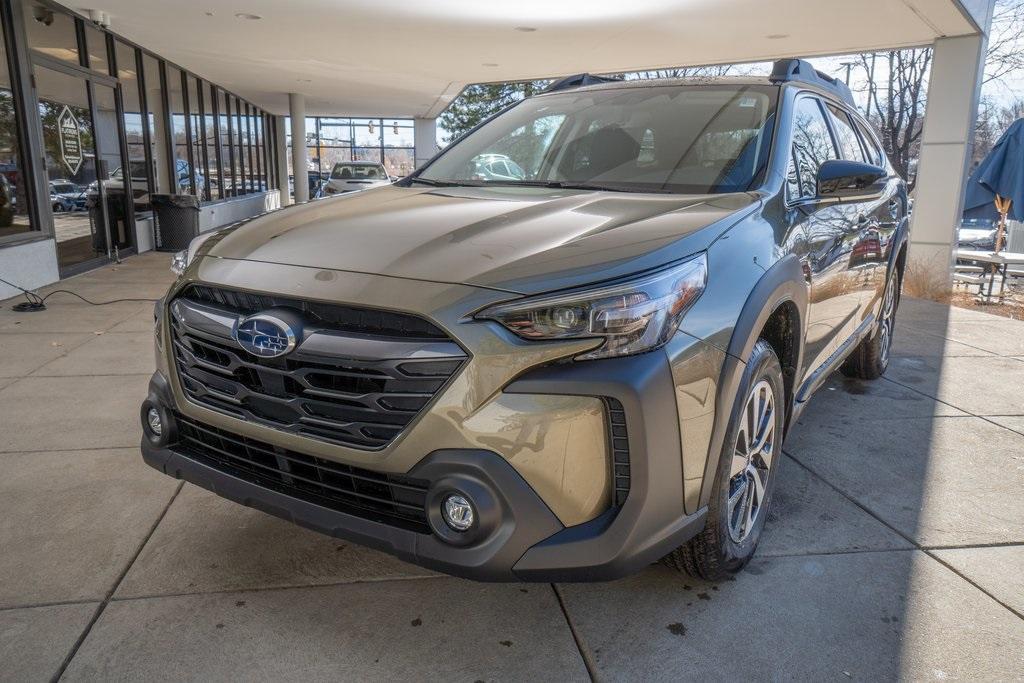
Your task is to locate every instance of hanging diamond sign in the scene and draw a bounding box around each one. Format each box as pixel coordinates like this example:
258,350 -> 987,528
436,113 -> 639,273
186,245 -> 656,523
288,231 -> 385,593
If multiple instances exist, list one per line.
57,105 -> 83,175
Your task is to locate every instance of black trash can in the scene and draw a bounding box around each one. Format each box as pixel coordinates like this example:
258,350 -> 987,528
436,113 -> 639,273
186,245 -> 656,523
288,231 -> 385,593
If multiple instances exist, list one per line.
152,194 -> 201,251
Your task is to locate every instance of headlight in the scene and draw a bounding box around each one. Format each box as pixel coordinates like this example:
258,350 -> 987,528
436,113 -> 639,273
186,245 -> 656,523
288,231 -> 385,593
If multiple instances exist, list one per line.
477,254 -> 707,360
170,231 -> 218,276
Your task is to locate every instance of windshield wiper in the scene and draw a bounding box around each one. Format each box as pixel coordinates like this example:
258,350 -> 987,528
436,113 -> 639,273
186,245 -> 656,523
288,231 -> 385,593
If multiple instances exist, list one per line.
478,179 -> 665,194
406,177 -> 483,188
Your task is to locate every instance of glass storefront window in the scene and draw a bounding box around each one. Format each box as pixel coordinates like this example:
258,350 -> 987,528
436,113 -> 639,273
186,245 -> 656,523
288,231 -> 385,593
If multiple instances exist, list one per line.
22,4 -> 80,66
0,17 -> 34,239
165,65 -> 194,195
115,40 -> 150,214
83,23 -> 111,75
141,54 -> 170,194
205,85 -> 221,200
187,76 -> 205,199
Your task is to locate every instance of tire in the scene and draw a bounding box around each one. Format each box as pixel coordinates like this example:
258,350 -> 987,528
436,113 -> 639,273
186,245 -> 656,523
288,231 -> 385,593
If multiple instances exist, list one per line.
661,339 -> 785,580
840,267 -> 901,380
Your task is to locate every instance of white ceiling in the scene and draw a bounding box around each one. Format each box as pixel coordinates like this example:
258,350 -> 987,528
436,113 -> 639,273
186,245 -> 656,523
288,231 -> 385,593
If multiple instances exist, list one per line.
57,0 -> 981,117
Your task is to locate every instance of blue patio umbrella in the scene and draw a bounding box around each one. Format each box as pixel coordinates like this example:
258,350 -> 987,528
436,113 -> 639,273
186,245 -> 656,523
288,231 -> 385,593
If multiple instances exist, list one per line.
963,118 -> 1024,248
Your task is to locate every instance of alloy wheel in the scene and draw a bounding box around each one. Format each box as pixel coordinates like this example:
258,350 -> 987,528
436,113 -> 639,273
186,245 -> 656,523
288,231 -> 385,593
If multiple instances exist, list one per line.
728,379 -> 776,543
878,274 -> 897,366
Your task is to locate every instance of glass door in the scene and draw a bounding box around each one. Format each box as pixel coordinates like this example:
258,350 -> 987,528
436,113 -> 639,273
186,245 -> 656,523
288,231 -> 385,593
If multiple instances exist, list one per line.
34,65 -> 131,274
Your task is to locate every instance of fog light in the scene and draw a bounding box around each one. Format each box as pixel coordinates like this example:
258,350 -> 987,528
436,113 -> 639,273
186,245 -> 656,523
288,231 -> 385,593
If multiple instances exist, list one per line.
441,494 -> 474,532
146,406 -> 163,437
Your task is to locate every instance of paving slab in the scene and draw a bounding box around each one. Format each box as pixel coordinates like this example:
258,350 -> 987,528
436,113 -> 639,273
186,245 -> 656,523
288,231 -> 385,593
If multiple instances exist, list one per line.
0,602 -> 98,683
786,415 -> 1024,546
0,301 -> 149,334
117,484 -> 435,599
557,552 -> 1024,681
758,456 -> 911,557
896,297 -> 997,324
884,355 -> 1024,415
793,372 -> 966,425
0,331 -> 94,377
903,320 -> 1024,357
66,579 -> 588,681
0,373 -> 150,452
107,307 -> 157,333
32,331 -> 156,377
0,376 -> 17,391
0,448 -> 179,607
988,415 -> 1024,436
932,545 -> 1024,616
34,281 -> 171,303
890,325 -> 994,358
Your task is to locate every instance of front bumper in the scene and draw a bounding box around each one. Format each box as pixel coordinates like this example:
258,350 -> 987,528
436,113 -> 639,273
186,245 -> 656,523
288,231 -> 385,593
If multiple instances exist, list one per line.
142,344 -> 709,582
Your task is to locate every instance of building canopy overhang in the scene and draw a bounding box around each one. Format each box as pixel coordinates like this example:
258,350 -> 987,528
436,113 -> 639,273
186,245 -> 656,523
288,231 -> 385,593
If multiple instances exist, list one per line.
56,0 -> 986,117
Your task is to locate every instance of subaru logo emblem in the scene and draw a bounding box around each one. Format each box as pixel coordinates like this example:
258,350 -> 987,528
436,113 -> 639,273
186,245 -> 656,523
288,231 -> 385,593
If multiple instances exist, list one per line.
233,313 -> 298,358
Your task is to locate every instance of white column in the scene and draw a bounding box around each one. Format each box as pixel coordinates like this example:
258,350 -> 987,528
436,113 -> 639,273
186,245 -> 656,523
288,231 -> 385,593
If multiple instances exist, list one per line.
273,115 -> 290,206
289,93 -> 308,203
414,117 -> 438,169
908,29 -> 991,282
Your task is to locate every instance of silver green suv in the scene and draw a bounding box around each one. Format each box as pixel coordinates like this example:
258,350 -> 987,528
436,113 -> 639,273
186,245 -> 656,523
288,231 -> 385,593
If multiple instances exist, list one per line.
141,60 -> 907,581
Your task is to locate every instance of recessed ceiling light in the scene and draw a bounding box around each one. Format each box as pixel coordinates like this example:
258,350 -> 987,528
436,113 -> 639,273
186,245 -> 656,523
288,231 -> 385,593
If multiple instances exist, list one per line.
235,12 -> 262,20
766,33 -> 789,39
514,26 -> 537,32
482,62 -> 499,67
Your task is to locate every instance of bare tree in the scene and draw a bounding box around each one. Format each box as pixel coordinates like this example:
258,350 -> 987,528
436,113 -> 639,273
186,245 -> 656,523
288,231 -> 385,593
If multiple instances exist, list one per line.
619,65 -> 733,81
856,49 -> 931,191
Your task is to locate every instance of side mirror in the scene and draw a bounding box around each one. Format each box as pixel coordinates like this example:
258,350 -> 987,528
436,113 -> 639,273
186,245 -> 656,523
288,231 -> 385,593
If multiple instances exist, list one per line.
816,159 -> 887,201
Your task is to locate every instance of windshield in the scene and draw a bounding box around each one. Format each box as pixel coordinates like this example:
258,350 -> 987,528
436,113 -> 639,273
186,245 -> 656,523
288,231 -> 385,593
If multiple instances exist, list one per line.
331,163 -> 387,180
420,84 -> 778,194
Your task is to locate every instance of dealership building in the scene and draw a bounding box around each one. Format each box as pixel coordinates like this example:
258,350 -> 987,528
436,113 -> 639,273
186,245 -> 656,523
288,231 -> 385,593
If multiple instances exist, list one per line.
0,0 -> 998,299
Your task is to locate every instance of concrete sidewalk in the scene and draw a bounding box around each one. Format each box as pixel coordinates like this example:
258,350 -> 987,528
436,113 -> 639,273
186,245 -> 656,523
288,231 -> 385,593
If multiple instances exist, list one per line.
1,252 -> 1022,681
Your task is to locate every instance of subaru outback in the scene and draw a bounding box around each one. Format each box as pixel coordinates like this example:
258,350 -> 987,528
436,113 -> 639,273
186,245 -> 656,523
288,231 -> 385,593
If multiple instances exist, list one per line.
141,59 -> 908,581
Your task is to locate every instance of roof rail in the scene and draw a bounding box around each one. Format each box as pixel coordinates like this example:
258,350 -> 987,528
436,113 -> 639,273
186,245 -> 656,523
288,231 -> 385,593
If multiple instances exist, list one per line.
543,73 -> 623,93
769,59 -> 855,106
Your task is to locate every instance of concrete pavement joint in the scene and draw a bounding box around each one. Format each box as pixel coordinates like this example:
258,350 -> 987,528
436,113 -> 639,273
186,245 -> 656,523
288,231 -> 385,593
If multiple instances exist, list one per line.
551,583 -> 599,683
50,480 -> 184,682
783,449 -> 1024,623
109,572 -> 451,604
879,375 -> 1024,439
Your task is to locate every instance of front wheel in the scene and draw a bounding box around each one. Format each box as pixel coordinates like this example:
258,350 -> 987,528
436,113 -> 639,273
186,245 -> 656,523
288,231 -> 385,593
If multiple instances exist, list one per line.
661,339 -> 785,580
841,268 -> 900,380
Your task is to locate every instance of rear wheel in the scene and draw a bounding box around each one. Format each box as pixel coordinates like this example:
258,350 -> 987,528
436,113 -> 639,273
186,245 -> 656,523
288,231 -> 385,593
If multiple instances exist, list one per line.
841,267 -> 900,380
661,339 -> 785,580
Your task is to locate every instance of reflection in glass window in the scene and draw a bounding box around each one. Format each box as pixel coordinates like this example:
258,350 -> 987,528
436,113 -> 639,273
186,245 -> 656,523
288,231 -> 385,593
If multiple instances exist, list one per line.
23,5 -> 80,66
0,21 -> 34,237
791,97 -> 837,198
141,54 -> 171,193
826,104 -> 865,163
83,23 -> 111,75
165,65 -> 194,195
115,41 -> 151,213
205,85 -> 220,199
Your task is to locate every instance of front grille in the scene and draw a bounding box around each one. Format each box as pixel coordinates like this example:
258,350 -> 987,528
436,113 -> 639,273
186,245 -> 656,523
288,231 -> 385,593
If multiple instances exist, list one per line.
605,398 -> 631,506
169,285 -> 466,450
184,284 -> 449,340
176,414 -> 431,533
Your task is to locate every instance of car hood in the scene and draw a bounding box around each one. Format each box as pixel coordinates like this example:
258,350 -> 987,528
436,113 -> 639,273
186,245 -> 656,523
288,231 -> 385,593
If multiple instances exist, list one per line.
205,185 -> 759,294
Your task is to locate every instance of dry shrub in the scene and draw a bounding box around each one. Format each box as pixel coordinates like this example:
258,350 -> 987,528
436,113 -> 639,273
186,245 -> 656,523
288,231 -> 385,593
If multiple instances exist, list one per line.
903,255 -> 952,303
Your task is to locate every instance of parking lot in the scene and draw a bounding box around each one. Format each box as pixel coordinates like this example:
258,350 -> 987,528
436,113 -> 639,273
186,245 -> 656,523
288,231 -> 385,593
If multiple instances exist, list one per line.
1,251 -> 1023,681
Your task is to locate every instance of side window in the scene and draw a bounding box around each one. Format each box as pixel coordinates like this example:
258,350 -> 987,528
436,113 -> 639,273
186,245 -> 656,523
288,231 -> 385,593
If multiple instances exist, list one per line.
826,104 -> 865,162
790,96 -> 838,199
855,120 -> 883,167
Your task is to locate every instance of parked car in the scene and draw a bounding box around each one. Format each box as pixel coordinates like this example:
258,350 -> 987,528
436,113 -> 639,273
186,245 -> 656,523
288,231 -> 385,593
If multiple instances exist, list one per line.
144,60 -> 908,583
467,153 -> 526,181
323,161 -> 392,194
49,180 -> 87,212
957,218 -> 997,251
90,159 -> 203,207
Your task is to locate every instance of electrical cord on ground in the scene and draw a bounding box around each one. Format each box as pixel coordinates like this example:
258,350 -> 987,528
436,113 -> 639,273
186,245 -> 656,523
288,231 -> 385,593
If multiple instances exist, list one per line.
1,274 -> 158,312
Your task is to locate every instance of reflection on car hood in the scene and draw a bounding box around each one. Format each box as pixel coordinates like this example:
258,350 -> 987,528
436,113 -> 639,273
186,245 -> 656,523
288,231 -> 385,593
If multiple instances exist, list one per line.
205,185 -> 759,294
